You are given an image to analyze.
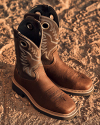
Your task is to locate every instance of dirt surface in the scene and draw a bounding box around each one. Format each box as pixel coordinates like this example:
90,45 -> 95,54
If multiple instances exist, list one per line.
0,0 -> 100,124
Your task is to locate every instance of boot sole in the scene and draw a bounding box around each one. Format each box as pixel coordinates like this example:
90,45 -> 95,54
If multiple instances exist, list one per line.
12,77 -> 78,120
58,84 -> 94,96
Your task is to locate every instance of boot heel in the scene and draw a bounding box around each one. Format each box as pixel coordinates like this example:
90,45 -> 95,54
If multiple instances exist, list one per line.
12,82 -> 25,97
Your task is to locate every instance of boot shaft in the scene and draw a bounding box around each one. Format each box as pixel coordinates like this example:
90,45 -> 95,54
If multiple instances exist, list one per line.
29,4 -> 59,26
13,16 -> 42,79
24,13 -> 59,65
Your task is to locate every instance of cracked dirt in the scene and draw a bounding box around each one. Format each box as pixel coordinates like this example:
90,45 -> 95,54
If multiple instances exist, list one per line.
0,0 -> 100,125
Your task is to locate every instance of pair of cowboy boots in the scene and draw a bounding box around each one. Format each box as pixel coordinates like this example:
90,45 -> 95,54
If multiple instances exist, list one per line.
12,5 -> 94,119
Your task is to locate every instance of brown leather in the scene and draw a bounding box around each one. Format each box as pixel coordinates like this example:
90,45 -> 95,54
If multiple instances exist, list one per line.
13,17 -> 76,116
13,17 -> 42,80
44,50 -> 92,90
14,66 -> 75,114
24,13 -> 93,92
40,15 -> 59,65
24,13 -> 59,65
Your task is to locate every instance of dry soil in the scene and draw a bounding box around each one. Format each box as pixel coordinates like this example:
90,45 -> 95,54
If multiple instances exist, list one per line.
0,0 -> 100,125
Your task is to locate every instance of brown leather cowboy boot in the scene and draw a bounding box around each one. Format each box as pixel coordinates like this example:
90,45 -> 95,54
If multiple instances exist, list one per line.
12,16 -> 77,119
24,5 -> 94,96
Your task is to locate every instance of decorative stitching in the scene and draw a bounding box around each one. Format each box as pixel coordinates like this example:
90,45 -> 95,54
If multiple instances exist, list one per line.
41,17 -> 58,60
19,38 -> 41,77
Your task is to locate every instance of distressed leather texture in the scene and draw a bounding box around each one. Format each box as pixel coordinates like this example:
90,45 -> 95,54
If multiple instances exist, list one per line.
25,13 -> 59,65
44,50 -> 92,90
24,14 -> 93,91
14,66 -> 75,114
13,16 -> 76,115
14,28 -> 42,80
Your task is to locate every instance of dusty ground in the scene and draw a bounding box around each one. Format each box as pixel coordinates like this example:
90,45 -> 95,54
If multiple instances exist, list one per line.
0,0 -> 100,124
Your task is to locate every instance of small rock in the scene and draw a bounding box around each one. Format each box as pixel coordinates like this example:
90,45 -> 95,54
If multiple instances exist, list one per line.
63,50 -> 67,55
0,105 -> 4,116
67,18 -> 72,23
77,19 -> 80,23
73,27 -> 76,31
97,106 -> 100,111
97,58 -> 100,64
15,94 -> 19,98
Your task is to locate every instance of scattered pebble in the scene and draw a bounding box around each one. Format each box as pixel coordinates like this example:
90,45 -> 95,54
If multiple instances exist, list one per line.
15,94 -> 19,98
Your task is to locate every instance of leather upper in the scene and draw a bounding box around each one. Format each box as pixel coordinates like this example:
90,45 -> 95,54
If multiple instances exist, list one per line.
13,16 -> 42,79
44,50 -> 93,90
13,16 -> 76,114
24,13 -> 59,65
24,13 -> 93,91
14,66 -> 76,114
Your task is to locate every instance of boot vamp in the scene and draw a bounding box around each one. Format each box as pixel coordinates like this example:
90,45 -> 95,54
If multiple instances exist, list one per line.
14,66 -> 75,114
44,51 -> 92,91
